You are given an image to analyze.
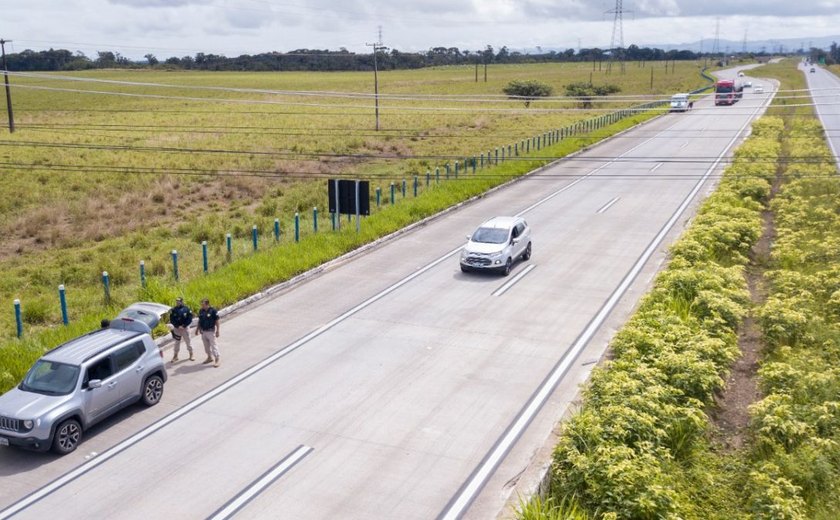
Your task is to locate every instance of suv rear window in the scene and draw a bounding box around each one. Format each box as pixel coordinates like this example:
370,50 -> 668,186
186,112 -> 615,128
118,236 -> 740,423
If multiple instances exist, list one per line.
113,342 -> 145,372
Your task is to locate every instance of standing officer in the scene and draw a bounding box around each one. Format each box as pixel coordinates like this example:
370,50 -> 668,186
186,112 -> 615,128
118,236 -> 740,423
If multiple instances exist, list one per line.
169,297 -> 194,363
195,298 -> 221,367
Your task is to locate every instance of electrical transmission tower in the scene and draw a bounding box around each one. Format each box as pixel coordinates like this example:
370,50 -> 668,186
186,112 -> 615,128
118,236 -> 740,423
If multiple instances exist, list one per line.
742,28 -> 748,54
711,17 -> 721,58
605,0 -> 630,73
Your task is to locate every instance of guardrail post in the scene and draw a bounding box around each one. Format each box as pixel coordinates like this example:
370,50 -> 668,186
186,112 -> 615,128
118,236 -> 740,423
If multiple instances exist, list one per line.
14,299 -> 22,338
139,260 -> 146,288
252,225 -> 258,251
171,250 -> 179,281
58,284 -> 68,325
202,241 -> 208,274
294,213 -> 300,242
102,271 -> 111,305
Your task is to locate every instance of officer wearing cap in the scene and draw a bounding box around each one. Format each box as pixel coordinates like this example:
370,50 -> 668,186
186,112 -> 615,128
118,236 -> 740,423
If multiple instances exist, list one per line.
195,298 -> 221,367
169,297 -> 194,363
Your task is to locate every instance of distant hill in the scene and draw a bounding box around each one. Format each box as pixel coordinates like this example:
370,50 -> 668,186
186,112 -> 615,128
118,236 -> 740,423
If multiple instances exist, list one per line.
647,35 -> 840,54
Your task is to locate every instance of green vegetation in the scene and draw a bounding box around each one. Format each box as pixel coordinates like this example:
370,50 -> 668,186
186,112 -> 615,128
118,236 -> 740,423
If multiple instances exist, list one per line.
502,80 -> 555,107
528,58 -> 840,519
0,61 -> 709,392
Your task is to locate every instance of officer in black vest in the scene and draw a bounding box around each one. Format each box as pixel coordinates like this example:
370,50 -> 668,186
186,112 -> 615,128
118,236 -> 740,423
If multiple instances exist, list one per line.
169,297 -> 194,363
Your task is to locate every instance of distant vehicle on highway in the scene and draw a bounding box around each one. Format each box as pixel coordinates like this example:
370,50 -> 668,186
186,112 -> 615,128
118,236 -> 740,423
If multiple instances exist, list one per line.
669,93 -> 690,112
0,303 -> 169,455
811,67 -> 816,73
738,72 -> 745,77
715,79 -> 743,105
460,216 -> 531,276
754,85 -> 765,94
744,81 -> 752,88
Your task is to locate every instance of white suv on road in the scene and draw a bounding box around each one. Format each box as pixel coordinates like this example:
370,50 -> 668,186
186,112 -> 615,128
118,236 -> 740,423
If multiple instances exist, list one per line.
460,216 -> 532,276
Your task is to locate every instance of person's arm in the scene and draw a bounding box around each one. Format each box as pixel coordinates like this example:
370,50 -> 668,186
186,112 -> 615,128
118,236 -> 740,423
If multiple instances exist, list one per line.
214,313 -> 220,337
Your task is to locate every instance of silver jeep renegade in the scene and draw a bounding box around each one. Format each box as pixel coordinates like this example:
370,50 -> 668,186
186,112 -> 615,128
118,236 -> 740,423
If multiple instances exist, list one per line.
0,303 -> 169,455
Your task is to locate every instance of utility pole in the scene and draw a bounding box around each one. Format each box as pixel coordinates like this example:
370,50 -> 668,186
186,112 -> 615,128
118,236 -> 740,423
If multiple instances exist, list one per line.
0,39 -> 14,133
365,27 -> 383,131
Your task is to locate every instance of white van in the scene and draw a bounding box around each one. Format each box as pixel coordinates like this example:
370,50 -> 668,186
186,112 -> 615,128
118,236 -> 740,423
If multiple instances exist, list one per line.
669,93 -> 690,112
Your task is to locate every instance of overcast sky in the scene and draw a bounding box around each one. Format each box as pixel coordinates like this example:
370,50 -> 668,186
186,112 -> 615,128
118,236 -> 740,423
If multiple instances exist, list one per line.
3,0 -> 840,59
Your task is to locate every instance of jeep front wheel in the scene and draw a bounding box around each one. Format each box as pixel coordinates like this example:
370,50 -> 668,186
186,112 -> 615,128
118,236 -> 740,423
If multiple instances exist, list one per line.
52,419 -> 82,455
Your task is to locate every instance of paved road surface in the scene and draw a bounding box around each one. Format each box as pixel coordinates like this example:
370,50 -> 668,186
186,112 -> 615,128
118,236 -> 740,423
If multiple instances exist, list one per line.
804,63 -> 840,168
0,67 -> 775,520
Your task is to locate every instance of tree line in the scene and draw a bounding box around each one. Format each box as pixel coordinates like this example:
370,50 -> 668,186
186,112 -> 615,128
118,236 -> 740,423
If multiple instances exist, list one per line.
4,44 -> 760,73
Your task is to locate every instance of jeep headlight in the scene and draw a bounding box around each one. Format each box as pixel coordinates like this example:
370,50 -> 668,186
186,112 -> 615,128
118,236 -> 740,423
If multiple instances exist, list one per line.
22,419 -> 34,431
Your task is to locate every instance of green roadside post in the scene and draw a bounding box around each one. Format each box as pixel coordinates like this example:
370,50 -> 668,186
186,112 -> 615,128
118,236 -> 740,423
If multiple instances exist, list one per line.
454,162 -> 459,178
226,233 -> 232,259
102,271 -> 111,306
425,170 -> 430,187
413,176 -> 418,197
171,250 -> 179,282
480,153 -> 484,167
376,187 -> 381,207
140,260 -> 146,288
402,179 -> 407,198
313,207 -> 318,233
59,285 -> 68,325
274,218 -> 280,241
435,167 -> 440,183
472,157 -> 476,173
252,225 -> 258,251
390,182 -> 395,205
294,213 -> 300,242
202,241 -> 208,274
14,299 -> 22,338
445,163 -> 450,179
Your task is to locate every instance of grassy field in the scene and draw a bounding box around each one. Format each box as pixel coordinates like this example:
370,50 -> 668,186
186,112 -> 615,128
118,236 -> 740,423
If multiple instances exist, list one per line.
0,60 -> 709,389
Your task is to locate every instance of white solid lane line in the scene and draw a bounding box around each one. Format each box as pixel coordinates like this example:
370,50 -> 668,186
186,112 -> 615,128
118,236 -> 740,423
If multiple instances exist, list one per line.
596,196 -> 620,214
492,265 -> 536,297
209,445 -> 314,520
438,80 -> 777,520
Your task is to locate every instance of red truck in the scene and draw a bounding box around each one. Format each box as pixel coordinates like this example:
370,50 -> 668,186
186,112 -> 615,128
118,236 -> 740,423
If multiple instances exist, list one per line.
715,79 -> 743,106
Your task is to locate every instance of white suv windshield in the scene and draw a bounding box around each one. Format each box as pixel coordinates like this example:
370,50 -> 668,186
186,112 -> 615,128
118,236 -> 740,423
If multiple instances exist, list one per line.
472,227 -> 509,244
20,360 -> 80,396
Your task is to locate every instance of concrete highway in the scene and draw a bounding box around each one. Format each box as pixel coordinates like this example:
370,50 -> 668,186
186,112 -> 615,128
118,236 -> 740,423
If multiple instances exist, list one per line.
804,62 -> 840,168
0,67 -> 775,520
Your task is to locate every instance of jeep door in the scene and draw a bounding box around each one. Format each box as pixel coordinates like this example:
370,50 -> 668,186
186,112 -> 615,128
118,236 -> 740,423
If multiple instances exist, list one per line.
83,356 -> 122,422
111,341 -> 147,402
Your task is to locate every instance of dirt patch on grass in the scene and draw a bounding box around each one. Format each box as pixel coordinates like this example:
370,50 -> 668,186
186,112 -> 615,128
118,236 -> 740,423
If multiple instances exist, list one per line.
711,182 -> 780,451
